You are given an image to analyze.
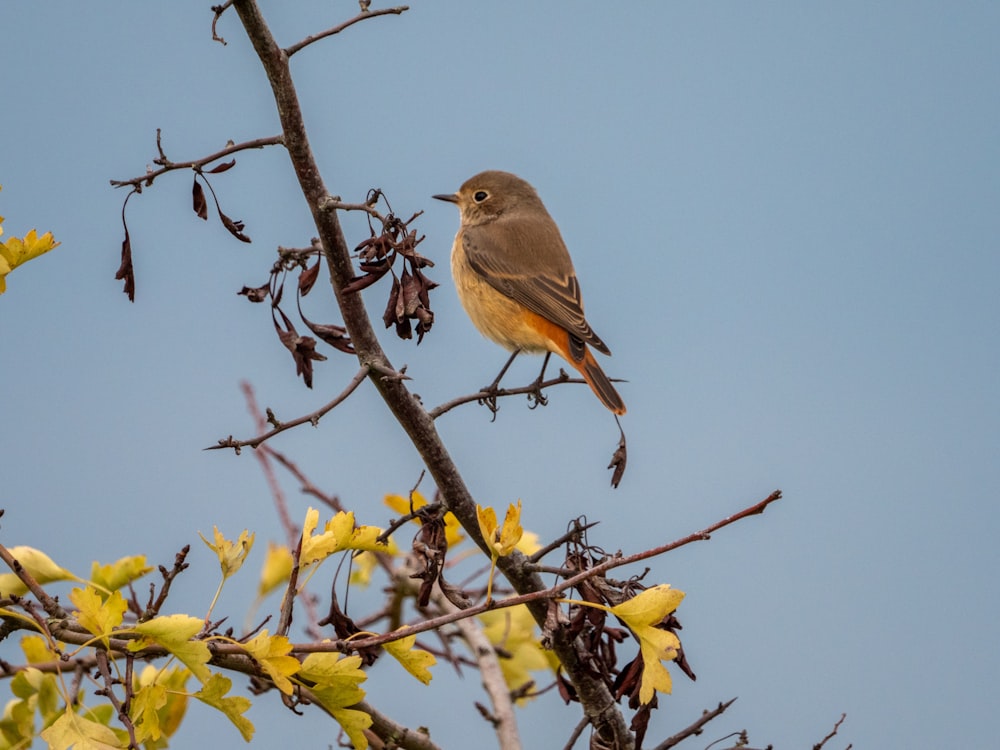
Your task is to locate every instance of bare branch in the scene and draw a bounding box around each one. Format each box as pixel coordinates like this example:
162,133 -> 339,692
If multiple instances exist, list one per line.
434,584 -> 522,750
284,6 -> 410,57
208,365 -> 368,451
813,713 -> 849,750
109,134 -> 283,190
652,698 -> 737,750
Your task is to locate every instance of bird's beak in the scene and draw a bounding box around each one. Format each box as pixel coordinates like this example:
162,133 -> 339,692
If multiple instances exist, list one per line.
432,193 -> 459,204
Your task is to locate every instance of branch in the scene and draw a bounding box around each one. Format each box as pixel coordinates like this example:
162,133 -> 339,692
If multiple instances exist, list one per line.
207,365 -> 368,451
653,698 -> 737,750
230,1 -> 630,744
433,584 -> 521,750
429,372 -> 585,419
297,490 -> 782,655
109,133 -> 283,190
813,713 -> 849,750
354,698 -> 442,750
284,6 -> 410,57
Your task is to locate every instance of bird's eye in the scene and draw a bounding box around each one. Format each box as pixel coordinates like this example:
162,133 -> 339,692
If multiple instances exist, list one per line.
473,190 -> 488,203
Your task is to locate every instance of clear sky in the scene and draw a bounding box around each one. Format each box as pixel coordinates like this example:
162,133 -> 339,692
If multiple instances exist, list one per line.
3,2 -> 999,748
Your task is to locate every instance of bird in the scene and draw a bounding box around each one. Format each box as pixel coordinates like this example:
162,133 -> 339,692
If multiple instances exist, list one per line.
433,170 -> 626,415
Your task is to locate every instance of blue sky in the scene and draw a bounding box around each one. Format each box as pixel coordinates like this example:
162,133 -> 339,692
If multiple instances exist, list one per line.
3,2 -> 999,747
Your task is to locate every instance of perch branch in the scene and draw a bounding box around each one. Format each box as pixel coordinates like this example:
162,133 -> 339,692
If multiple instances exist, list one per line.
284,6 -> 410,57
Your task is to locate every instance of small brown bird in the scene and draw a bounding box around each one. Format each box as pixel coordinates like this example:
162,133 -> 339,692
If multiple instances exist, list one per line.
434,171 -> 626,414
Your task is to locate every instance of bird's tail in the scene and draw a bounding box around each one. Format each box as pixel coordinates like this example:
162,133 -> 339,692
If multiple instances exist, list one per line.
578,347 -> 627,415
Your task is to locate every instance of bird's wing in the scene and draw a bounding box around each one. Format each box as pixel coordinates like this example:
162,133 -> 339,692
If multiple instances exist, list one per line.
461,216 -> 611,356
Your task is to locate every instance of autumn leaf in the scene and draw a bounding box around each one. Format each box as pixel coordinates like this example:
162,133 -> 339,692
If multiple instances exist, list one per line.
0,185 -> 61,295
383,632 -> 436,685
476,500 -> 523,603
299,508 -> 385,568
129,614 -> 212,683
89,555 -> 152,593
256,542 -> 294,598
131,665 -> 190,744
241,631 -> 301,695
69,587 -> 127,648
194,673 -> 254,741
384,491 -> 465,547
480,605 -> 552,703
298,651 -> 371,749
200,527 -> 255,580
130,683 -> 168,743
0,545 -> 80,596
609,585 -> 686,704
477,500 -> 523,558
40,708 -> 124,750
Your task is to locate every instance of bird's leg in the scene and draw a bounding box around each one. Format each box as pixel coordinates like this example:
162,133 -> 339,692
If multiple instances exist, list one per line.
478,349 -> 521,419
527,352 -> 552,410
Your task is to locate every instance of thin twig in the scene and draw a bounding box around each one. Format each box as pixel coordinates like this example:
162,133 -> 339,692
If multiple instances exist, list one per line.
95,649 -> 139,749
241,381 -> 299,546
284,6 -> 410,57
813,713 -> 848,750
208,365 -> 368,451
109,134 -> 283,190
295,491 -> 783,654
653,698 -> 737,750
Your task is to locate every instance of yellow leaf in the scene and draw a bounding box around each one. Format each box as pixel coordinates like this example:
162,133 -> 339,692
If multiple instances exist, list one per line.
609,585 -> 686,704
69,587 -> 126,647
298,651 -> 367,706
516,530 -> 541,556
476,500 -> 523,557
480,605 -> 551,703
382,632 -> 436,685
300,508 -> 386,567
0,225 -> 60,295
384,492 -> 465,547
257,542 -> 294,598
194,673 -> 254,741
241,631 -> 301,695
90,555 -> 152,593
133,665 -> 189,742
130,614 -> 211,684
199,527 -> 255,580
40,708 -> 124,749
10,666 -> 60,723
349,551 -> 378,588
130,683 -> 167,743
300,651 -> 371,750
20,633 -> 58,664
326,707 -> 371,750
0,546 -> 77,596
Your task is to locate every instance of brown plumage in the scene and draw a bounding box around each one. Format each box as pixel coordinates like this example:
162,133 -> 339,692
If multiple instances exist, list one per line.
434,171 -> 625,414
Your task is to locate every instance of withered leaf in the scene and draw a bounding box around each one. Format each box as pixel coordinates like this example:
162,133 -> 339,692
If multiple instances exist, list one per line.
608,432 -> 627,488
237,283 -> 270,303
273,308 -> 326,388
192,177 -> 208,220
207,158 -> 236,174
342,267 -> 388,294
115,224 -> 135,302
298,260 -> 320,296
382,276 -> 401,329
300,316 -> 354,354
219,209 -> 251,243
